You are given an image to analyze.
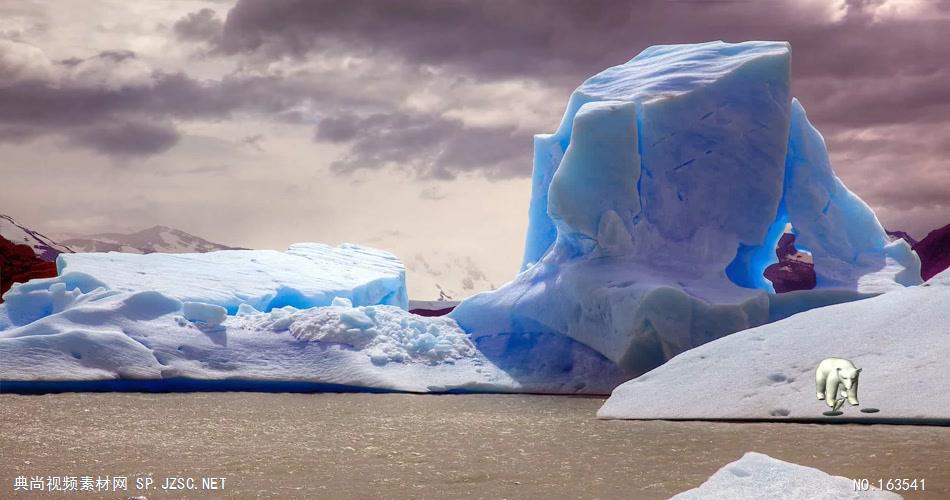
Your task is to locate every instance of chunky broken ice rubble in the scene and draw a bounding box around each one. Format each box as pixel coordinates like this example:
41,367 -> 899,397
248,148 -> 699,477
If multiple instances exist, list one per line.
56,243 -> 409,315
598,269 -> 950,421
671,452 -> 899,500
453,41 -> 919,377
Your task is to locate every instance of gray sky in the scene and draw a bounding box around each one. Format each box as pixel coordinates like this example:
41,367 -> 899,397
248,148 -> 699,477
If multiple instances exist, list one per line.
2,0 -> 948,288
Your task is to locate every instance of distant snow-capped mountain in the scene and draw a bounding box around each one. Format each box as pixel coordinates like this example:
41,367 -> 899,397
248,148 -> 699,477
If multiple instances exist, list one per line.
0,214 -> 73,262
58,226 -> 244,254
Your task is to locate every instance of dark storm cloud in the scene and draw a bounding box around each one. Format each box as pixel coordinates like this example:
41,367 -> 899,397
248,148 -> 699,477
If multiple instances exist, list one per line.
174,8 -> 223,43
215,0 -> 950,107
216,0 -> 950,156
0,44 -> 381,158
2,0 -> 948,235
315,111 -> 527,179
70,120 -> 179,156
215,0 -> 950,231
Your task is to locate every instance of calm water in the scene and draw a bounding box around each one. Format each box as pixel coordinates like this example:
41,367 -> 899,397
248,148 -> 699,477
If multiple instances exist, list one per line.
1,393 -> 946,499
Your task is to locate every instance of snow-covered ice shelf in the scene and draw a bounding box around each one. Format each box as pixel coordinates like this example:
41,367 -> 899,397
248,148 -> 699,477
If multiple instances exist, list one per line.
598,269 -> 950,421
54,243 -> 409,315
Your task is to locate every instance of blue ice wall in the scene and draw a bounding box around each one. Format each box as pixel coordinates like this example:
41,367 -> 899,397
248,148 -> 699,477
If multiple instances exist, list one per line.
459,41 -> 919,377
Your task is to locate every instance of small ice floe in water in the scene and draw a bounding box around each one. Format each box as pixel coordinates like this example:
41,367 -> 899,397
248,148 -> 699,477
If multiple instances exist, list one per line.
671,452 -> 901,499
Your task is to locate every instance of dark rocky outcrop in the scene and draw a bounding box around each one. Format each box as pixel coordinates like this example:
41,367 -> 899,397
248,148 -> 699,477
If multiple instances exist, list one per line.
914,223 -> 950,282
0,236 -> 57,302
763,233 -> 816,293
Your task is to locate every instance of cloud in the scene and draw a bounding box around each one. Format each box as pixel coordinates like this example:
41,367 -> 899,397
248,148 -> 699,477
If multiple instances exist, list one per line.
174,8 -> 223,43
215,0 -> 950,121
0,39 -> 363,158
208,0 -> 950,231
1,0 -> 947,237
69,120 -> 179,157
419,186 -> 446,201
315,110 -> 528,179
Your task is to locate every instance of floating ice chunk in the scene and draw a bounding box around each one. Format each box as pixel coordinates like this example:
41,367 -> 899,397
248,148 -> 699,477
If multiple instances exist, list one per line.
671,452 -> 899,499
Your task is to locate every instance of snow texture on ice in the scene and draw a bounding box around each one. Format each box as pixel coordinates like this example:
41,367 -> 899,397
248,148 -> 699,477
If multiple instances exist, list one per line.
598,269 -> 950,421
671,452 -> 900,499
55,243 -> 409,314
454,41 -> 919,379
0,277 -> 625,394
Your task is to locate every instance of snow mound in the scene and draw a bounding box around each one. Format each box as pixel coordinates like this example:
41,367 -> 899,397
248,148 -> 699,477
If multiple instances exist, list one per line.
56,243 -> 408,314
598,269 -> 950,421
453,41 -> 919,378
672,452 -> 900,500
1,272 -> 116,326
0,214 -> 72,261
182,302 -> 227,327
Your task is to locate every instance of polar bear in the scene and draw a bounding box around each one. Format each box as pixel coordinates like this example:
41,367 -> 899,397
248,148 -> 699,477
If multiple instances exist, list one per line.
816,358 -> 861,408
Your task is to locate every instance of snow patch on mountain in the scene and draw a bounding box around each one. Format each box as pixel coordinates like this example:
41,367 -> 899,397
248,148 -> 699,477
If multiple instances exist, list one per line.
0,214 -> 73,261
58,225 -> 243,254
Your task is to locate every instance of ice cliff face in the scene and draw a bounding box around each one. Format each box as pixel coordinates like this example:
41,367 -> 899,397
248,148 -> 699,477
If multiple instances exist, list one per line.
453,41 -> 920,376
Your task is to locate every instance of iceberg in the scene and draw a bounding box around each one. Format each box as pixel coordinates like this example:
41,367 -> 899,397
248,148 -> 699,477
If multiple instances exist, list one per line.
671,452 -> 899,499
0,275 -> 625,394
453,41 -> 920,378
597,269 -> 950,421
53,243 -> 409,317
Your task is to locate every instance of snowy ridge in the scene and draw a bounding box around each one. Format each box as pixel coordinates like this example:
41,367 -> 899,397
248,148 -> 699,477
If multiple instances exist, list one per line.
598,269 -> 950,421
58,225 -> 242,254
0,214 -> 73,261
672,452 -> 900,499
56,243 -> 410,314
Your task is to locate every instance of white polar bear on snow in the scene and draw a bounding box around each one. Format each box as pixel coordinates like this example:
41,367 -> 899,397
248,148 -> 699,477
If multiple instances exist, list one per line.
815,357 -> 861,408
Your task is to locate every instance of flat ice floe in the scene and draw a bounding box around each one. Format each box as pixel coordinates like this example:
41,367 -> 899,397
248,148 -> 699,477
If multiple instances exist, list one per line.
598,270 -> 950,421
55,243 -> 409,314
671,452 -> 900,499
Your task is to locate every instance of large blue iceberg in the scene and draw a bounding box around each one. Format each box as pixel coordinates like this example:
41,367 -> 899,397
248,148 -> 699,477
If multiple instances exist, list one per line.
453,41 -> 920,376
